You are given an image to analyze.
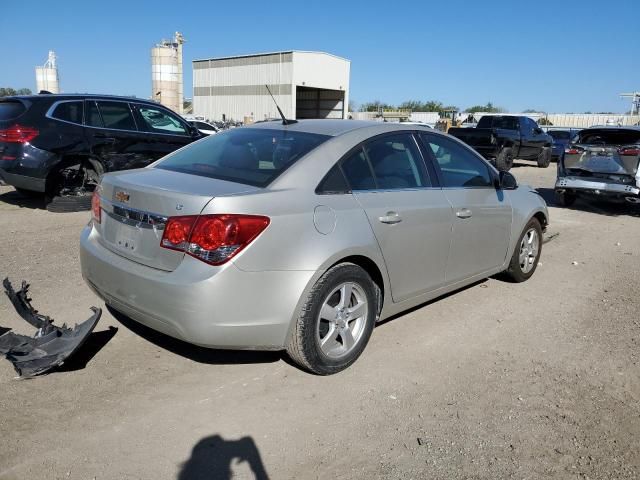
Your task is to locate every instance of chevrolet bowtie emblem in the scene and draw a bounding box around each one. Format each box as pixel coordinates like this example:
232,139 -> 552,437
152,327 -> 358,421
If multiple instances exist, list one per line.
115,191 -> 130,203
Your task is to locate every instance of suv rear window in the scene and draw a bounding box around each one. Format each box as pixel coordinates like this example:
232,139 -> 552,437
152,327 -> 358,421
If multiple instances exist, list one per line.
51,101 -> 83,124
156,128 -> 330,187
548,130 -> 570,140
0,101 -> 26,121
577,129 -> 640,146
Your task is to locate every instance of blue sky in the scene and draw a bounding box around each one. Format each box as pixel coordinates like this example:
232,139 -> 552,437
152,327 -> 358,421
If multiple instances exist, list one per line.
1,0 -> 638,113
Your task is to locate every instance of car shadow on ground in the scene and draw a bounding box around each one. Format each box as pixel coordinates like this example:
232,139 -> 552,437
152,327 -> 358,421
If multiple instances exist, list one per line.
56,326 -> 119,373
536,187 -> 640,218
107,306 -> 283,366
376,279 -> 488,328
0,189 -> 46,210
177,434 -> 270,480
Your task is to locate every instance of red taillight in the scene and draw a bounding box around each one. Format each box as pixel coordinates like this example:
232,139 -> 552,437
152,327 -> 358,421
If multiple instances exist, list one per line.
564,146 -> 584,155
161,214 -> 270,265
91,190 -> 101,224
0,124 -> 39,144
619,147 -> 640,156
161,215 -> 198,251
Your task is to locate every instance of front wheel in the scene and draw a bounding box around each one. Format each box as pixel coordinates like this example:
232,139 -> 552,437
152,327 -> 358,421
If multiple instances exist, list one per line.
286,263 -> 378,375
504,218 -> 542,283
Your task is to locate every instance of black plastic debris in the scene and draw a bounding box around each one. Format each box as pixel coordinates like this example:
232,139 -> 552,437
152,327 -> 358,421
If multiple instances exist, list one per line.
0,278 -> 101,378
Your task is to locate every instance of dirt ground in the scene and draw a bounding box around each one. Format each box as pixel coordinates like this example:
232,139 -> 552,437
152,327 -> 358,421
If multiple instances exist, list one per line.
1,161 -> 639,480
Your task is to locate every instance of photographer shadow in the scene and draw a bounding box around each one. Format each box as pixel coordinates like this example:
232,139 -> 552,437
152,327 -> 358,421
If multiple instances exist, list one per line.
178,434 -> 269,480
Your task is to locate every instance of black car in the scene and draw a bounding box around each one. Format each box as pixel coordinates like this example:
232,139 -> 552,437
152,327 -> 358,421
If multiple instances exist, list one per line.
448,115 -> 554,171
0,94 -> 202,211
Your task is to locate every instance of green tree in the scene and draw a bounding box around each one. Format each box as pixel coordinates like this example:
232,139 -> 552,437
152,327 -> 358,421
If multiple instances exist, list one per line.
522,108 -> 539,113
466,102 -> 505,114
0,87 -> 32,97
360,100 -> 395,112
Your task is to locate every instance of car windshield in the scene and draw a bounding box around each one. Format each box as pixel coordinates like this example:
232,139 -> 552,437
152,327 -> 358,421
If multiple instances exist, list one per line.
548,130 -> 571,140
576,129 -> 640,146
155,128 -> 330,187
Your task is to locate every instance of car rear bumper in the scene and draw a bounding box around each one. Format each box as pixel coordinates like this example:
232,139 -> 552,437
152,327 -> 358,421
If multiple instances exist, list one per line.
0,169 -> 46,192
555,176 -> 640,196
79,224 -> 315,350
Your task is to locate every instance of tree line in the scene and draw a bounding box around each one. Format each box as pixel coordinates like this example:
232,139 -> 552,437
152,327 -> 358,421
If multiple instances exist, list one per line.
0,87 -> 33,97
356,100 -> 506,114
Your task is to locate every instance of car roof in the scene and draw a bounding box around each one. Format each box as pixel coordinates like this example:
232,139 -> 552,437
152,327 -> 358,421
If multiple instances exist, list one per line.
580,126 -> 640,132
246,119 -> 434,137
4,93 -> 164,107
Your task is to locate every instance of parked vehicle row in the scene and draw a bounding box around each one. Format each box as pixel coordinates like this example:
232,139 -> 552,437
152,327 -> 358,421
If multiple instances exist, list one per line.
80,120 -> 548,374
449,115 -> 553,171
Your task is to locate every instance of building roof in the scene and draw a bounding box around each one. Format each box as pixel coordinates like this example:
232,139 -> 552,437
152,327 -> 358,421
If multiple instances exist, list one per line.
193,50 -> 349,64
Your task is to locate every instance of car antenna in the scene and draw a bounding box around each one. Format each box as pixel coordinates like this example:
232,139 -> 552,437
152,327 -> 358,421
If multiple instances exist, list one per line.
265,85 -> 297,125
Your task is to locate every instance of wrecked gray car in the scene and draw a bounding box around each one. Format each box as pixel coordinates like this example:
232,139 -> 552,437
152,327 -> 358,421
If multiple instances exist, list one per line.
0,278 -> 101,378
555,127 -> 640,206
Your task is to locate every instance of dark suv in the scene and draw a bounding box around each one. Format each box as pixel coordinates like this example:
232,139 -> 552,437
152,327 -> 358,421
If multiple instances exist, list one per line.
0,94 -> 202,210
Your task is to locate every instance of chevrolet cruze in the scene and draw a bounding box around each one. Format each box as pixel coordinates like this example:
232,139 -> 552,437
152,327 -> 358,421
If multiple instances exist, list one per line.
80,120 -> 548,374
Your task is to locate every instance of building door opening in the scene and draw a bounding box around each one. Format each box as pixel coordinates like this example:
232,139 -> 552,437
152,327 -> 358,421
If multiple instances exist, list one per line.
296,86 -> 345,119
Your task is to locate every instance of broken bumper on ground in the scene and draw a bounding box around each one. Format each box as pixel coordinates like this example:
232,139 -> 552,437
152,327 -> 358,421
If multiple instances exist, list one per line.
0,278 -> 101,378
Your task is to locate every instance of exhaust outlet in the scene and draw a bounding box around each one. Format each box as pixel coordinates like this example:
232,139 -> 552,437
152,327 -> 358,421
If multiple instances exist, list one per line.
624,196 -> 640,204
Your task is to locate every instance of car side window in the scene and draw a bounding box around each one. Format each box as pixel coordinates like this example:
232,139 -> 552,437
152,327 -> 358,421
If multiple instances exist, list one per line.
85,101 -> 103,127
138,106 -> 189,135
363,134 -> 429,189
421,134 -> 493,188
341,147 -> 376,190
51,101 -> 83,124
96,101 -> 137,131
317,165 -> 350,194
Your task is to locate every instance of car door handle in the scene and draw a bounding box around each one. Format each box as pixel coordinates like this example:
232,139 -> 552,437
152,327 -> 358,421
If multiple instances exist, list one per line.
456,208 -> 473,219
94,133 -> 116,143
379,212 -> 402,224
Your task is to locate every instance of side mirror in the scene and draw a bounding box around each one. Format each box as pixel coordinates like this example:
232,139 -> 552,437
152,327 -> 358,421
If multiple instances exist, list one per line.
499,171 -> 518,190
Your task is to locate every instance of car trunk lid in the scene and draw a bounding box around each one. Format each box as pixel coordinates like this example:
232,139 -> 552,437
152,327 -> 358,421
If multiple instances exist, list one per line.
564,129 -> 640,177
96,167 -> 259,271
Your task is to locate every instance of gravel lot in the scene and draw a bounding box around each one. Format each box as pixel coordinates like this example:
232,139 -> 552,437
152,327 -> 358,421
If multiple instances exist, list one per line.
1,161 -> 639,480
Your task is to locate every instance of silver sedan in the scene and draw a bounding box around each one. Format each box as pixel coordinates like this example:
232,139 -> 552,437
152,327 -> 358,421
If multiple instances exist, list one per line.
80,120 -> 548,374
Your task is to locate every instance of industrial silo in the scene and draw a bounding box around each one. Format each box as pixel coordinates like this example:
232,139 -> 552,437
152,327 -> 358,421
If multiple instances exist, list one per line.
35,51 -> 60,94
151,32 -> 184,114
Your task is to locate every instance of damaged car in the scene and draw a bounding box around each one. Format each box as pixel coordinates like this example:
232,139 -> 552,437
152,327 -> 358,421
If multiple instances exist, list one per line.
555,126 -> 640,206
80,120 -> 548,375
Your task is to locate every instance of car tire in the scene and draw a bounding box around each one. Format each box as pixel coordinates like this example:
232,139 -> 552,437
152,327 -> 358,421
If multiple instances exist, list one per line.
537,147 -> 552,168
495,147 -> 514,171
554,191 -> 576,207
504,218 -> 543,283
286,263 -> 379,375
46,193 -> 93,213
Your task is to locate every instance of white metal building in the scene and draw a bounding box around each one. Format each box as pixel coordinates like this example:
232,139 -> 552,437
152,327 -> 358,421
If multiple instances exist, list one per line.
192,51 -> 350,122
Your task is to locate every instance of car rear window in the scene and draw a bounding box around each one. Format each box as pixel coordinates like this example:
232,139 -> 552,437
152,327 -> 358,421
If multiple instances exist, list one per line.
548,130 -> 570,140
155,128 -> 330,187
477,116 -> 519,130
577,129 -> 640,146
0,101 -> 26,121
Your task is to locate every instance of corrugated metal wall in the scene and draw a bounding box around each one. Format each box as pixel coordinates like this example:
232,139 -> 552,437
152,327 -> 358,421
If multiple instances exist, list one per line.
193,53 -> 294,121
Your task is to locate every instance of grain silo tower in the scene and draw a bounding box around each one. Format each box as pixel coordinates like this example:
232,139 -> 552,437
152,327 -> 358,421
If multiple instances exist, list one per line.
35,51 -> 60,93
151,32 -> 185,114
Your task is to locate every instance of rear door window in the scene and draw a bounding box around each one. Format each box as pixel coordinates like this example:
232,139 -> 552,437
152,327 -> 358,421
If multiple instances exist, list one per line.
0,101 -> 26,121
96,101 -> 137,131
342,148 -> 376,190
51,101 -> 83,124
137,106 -> 189,135
85,101 -> 103,127
363,133 -> 429,189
